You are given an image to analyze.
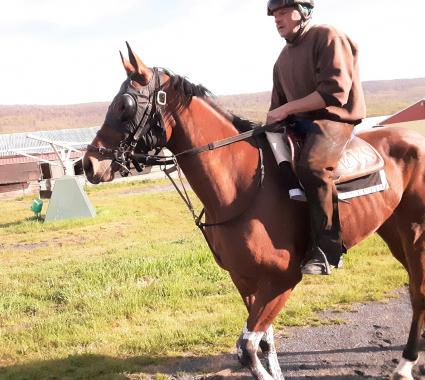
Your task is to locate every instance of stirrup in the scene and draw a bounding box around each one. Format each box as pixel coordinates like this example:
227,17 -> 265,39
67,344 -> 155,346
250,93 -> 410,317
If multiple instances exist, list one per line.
301,247 -> 332,275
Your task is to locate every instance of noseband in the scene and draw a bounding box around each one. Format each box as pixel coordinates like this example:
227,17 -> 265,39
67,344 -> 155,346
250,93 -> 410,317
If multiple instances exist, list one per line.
87,67 -> 168,176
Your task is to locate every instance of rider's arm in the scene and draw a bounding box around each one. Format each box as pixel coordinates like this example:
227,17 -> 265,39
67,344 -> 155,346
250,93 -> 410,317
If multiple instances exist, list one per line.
269,63 -> 288,111
315,36 -> 355,108
267,91 -> 325,124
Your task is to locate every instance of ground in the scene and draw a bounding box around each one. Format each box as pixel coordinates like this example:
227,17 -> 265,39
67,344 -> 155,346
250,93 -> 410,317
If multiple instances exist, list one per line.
137,287 -> 425,380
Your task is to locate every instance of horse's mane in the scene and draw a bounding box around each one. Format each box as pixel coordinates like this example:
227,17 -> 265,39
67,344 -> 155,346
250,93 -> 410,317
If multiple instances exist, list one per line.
164,71 -> 260,133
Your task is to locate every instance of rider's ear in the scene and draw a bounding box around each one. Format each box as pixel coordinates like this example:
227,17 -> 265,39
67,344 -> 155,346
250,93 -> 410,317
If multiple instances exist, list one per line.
125,41 -> 153,84
120,51 -> 135,76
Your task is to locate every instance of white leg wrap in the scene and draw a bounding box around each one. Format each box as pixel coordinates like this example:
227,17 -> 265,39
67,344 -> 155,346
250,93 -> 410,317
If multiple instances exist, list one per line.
238,324 -> 284,380
261,325 -> 284,380
238,325 -> 274,380
263,325 -> 274,343
393,357 -> 417,380
243,330 -> 264,349
266,132 -> 292,164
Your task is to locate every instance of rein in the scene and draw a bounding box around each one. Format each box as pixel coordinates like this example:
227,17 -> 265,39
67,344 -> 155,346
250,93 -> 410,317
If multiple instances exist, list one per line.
131,124 -> 267,165
128,124 -> 268,229
161,135 -> 265,230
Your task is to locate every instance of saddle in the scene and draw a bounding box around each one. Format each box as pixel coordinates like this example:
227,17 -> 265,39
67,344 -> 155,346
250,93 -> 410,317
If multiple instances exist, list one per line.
287,131 -> 384,185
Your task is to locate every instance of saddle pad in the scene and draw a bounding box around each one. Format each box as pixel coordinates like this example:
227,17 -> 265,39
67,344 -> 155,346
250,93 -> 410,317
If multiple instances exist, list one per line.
336,169 -> 389,200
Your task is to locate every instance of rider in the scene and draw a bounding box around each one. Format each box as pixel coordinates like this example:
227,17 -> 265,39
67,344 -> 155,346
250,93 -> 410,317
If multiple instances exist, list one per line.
265,0 -> 366,275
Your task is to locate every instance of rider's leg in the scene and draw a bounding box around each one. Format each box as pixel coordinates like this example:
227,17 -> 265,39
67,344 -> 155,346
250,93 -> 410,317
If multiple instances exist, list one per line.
296,120 -> 354,275
265,131 -> 306,201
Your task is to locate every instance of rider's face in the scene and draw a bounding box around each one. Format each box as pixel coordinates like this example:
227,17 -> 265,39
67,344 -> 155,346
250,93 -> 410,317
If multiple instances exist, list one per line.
272,7 -> 302,40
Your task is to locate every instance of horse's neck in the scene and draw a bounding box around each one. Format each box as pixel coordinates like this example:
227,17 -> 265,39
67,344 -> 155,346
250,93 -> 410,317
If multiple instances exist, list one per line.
167,97 -> 259,219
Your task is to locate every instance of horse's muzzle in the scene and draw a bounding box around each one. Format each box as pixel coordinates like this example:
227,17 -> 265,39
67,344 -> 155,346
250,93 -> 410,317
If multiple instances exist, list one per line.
83,156 -> 103,184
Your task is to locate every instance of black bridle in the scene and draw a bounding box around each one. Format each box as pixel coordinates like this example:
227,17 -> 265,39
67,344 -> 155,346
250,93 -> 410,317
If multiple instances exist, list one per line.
87,67 -> 290,234
87,67 -> 169,176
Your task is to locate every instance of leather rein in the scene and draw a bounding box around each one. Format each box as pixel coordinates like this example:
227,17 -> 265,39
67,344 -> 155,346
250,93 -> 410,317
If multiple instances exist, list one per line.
87,68 -> 270,230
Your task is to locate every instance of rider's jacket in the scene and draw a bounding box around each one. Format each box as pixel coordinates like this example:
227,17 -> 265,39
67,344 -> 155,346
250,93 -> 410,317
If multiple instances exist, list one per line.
270,23 -> 366,125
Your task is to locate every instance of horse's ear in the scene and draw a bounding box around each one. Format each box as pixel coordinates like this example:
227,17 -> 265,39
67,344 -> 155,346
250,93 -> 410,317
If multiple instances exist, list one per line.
125,41 -> 152,83
120,50 -> 135,76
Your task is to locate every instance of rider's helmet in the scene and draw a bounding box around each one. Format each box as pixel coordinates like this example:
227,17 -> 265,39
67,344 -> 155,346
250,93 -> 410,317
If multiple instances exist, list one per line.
267,0 -> 314,20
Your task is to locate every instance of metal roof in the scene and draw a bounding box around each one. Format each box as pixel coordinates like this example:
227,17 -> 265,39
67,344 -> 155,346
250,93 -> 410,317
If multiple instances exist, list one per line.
0,127 -> 99,158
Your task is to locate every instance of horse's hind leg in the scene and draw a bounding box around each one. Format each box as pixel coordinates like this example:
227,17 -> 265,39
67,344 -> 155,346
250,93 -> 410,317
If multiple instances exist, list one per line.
382,216 -> 425,380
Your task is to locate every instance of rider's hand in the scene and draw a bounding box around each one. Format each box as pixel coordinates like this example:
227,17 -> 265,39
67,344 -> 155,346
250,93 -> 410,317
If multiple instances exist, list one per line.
266,104 -> 290,125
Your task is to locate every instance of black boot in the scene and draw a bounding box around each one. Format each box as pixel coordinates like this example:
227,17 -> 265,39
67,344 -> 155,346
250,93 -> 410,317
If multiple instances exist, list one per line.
278,161 -> 306,202
301,246 -> 332,275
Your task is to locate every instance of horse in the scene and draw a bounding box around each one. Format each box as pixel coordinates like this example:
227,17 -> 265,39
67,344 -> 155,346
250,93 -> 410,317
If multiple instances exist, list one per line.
83,44 -> 425,380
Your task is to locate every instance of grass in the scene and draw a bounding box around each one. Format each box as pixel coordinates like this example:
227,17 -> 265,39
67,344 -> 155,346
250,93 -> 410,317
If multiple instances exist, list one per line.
0,179 -> 408,379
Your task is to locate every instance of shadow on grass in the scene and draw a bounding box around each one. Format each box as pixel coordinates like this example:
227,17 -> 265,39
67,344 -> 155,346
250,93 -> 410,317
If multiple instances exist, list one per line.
0,352 -> 238,380
0,344 -> 411,380
0,216 -> 44,229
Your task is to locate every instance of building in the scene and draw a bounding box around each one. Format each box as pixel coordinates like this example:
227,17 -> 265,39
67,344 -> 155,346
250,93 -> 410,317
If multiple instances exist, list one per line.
0,128 -> 98,197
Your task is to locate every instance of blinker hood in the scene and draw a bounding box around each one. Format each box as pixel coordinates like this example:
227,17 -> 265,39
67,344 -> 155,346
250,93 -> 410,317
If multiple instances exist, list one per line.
105,70 -> 158,135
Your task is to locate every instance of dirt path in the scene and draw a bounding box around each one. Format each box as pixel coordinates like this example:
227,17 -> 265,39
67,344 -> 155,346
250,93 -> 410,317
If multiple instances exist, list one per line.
139,287 -> 425,379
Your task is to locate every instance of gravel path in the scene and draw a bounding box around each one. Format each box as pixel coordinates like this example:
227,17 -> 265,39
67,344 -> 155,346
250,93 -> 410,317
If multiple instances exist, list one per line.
139,287 -> 425,379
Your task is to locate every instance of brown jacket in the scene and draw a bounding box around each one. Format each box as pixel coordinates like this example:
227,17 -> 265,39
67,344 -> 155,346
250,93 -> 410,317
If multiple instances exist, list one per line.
270,24 -> 366,124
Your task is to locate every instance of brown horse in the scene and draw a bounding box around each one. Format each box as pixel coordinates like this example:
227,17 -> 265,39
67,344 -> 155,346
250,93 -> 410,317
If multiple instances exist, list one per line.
83,45 -> 425,380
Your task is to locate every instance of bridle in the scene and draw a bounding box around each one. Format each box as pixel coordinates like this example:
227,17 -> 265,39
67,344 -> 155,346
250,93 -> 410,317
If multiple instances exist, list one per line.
86,67 -> 287,235
87,67 -> 169,176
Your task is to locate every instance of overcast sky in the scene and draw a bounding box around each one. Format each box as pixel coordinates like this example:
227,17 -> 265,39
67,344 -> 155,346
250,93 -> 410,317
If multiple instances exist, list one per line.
1,0 -> 424,105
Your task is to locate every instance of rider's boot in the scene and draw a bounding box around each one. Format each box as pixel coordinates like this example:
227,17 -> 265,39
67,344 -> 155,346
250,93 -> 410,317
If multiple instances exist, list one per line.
301,243 -> 344,275
301,246 -> 333,275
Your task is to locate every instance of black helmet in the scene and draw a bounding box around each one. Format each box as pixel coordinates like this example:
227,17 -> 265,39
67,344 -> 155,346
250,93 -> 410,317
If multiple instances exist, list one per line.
267,0 -> 314,16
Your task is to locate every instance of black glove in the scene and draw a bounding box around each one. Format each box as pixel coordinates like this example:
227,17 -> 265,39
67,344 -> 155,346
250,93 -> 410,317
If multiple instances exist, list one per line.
264,121 -> 287,133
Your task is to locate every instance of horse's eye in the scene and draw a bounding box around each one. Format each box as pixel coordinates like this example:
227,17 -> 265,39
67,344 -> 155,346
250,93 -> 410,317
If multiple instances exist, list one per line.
113,94 -> 136,121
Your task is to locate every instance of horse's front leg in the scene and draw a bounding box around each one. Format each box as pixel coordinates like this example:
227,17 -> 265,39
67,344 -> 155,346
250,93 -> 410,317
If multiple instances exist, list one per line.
236,282 -> 296,379
237,328 -> 277,380
259,325 -> 284,380
236,324 -> 283,379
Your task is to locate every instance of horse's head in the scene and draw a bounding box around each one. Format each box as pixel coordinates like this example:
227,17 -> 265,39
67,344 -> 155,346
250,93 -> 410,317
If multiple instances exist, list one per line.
83,43 -> 172,184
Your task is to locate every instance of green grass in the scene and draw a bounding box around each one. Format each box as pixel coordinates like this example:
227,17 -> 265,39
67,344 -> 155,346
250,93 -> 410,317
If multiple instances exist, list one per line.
0,181 -> 407,379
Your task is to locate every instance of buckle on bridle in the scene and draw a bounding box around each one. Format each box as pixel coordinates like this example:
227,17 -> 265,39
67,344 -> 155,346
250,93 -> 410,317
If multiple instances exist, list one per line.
156,91 -> 167,106
98,146 -> 110,155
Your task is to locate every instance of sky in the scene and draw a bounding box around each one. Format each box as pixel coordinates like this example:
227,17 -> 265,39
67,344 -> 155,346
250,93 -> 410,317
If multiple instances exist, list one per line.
1,0 -> 424,105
